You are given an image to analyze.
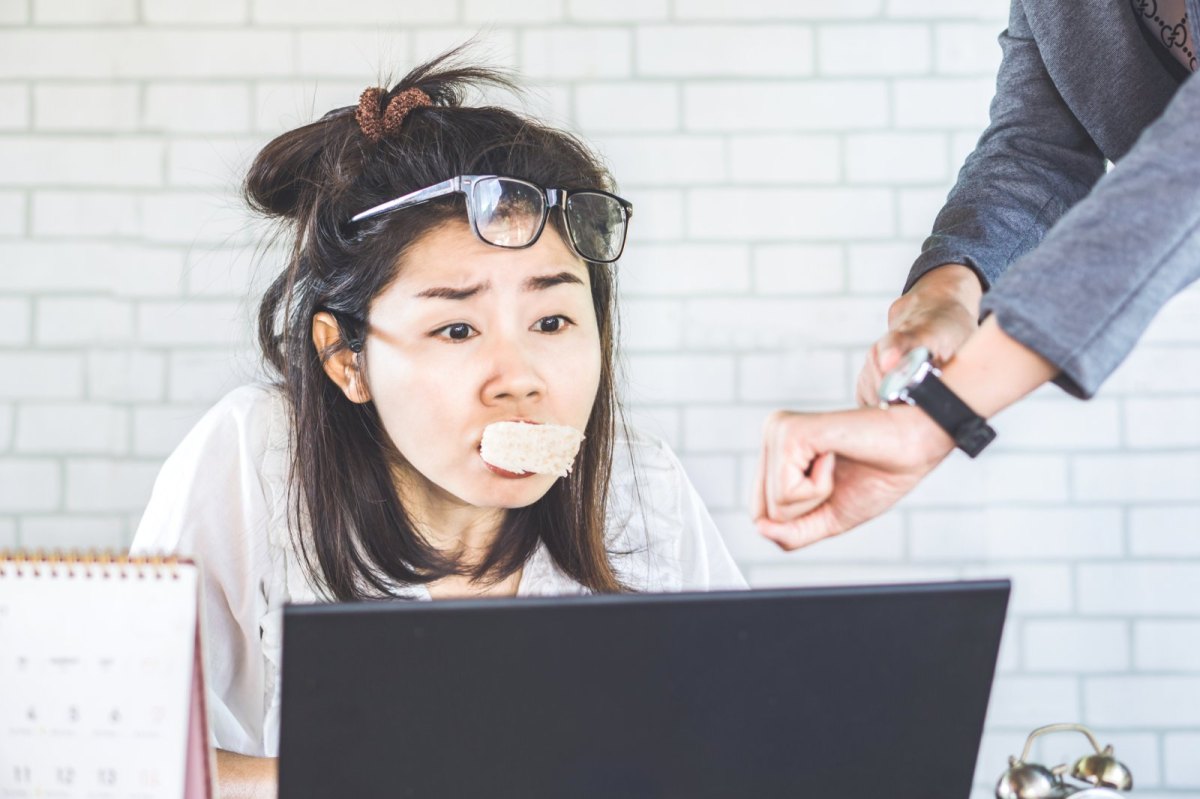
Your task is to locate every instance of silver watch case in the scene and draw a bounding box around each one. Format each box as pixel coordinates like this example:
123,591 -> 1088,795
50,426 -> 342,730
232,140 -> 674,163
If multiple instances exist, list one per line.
877,346 -> 939,409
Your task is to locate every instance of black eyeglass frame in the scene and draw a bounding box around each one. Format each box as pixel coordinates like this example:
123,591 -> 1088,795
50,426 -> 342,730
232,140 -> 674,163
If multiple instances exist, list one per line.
347,175 -> 634,264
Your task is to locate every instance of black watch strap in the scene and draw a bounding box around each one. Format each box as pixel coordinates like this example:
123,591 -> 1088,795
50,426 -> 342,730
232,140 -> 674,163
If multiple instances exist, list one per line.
908,372 -> 996,458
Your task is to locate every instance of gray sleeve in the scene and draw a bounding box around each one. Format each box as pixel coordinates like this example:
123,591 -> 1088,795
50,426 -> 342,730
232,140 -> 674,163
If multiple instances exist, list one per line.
980,66 -> 1200,399
904,0 -> 1106,293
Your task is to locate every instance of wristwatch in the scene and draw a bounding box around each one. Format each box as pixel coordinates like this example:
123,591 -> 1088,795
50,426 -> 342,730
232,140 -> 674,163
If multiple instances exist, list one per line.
877,346 -> 996,458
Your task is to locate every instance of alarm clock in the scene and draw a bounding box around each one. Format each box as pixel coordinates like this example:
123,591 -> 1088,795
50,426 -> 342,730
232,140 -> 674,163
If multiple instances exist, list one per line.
996,723 -> 1133,799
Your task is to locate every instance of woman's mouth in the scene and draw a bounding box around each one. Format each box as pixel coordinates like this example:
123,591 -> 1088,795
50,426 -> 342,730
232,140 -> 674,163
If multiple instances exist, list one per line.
478,419 -> 584,479
478,419 -> 540,479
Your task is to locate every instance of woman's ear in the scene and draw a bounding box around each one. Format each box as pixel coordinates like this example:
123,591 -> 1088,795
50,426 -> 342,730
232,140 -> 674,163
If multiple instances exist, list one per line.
312,311 -> 371,404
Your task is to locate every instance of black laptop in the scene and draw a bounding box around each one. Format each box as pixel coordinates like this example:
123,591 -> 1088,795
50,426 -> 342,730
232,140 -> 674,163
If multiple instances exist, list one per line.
278,580 -> 1009,799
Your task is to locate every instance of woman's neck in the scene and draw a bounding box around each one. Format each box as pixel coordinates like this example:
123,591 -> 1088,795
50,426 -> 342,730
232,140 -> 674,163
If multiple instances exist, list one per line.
412,501 -> 521,599
392,462 -> 507,564
420,503 -> 504,553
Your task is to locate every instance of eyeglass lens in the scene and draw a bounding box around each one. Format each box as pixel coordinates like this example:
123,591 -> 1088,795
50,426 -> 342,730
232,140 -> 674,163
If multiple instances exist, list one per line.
471,178 -> 626,262
566,192 -> 626,263
472,178 -> 545,247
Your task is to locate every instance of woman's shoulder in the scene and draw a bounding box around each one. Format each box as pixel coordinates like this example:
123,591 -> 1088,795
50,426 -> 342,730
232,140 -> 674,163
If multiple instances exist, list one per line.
168,382 -> 289,465
605,421 -> 747,592
606,422 -> 690,536
198,382 -> 287,436
135,383 -> 290,538
213,381 -> 284,412
131,382 -> 293,561
611,423 -> 678,477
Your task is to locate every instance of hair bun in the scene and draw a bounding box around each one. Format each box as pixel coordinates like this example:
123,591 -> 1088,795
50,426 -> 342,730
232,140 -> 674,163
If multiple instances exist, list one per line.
244,43 -> 518,223
244,116 -> 346,221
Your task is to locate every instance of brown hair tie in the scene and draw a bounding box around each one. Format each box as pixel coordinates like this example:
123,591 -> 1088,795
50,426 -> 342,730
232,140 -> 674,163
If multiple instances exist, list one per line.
355,86 -> 432,143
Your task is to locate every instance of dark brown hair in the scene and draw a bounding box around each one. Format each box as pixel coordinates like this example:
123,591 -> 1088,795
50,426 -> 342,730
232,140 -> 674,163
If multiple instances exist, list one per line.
245,47 -> 633,601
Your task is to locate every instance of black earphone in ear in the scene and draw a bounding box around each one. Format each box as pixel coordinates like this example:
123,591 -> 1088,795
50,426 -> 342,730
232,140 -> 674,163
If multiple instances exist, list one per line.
321,308 -> 366,355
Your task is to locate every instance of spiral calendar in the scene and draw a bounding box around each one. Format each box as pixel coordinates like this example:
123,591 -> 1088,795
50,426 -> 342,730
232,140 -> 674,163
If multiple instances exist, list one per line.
0,553 -> 213,799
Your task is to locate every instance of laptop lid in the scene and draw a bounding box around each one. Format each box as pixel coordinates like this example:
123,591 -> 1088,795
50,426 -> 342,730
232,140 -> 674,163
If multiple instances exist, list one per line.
279,580 -> 1009,799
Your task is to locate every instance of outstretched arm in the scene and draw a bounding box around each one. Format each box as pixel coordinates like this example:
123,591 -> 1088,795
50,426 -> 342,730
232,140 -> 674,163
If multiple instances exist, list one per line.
856,0 -> 1107,405
754,315 -> 1056,550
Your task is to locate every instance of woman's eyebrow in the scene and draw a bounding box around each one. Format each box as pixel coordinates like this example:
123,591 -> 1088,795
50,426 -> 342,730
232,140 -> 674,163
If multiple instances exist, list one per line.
523,271 -> 585,292
414,271 -> 584,300
414,281 -> 490,300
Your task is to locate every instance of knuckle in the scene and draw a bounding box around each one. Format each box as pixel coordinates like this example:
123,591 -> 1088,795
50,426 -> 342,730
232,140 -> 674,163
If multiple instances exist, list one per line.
770,412 -> 796,442
890,328 -> 918,349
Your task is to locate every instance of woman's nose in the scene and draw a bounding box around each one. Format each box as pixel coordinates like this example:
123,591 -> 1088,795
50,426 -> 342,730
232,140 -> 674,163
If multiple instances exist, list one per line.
481,334 -> 545,405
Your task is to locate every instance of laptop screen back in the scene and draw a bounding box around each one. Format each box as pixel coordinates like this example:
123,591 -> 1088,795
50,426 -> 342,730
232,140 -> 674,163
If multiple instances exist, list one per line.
279,580 -> 1009,799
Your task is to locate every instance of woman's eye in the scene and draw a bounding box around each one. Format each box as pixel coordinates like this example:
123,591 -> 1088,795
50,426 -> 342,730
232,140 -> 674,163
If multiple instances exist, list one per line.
534,315 -> 572,333
434,323 -> 477,341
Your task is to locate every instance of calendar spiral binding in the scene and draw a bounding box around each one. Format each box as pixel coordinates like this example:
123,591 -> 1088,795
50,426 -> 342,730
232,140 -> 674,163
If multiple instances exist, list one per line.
0,551 -> 188,580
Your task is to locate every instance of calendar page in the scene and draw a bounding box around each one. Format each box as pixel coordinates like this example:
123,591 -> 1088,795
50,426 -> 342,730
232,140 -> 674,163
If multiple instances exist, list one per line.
0,556 -> 209,799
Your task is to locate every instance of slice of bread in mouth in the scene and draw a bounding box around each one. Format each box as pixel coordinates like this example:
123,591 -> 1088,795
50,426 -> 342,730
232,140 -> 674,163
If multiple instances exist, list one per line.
480,421 -> 585,477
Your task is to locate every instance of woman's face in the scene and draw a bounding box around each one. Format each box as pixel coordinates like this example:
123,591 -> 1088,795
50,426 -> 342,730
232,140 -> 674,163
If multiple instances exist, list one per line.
362,219 -> 602,515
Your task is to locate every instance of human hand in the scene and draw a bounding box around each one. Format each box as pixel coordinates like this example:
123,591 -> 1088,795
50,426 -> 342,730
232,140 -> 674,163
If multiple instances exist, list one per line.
855,264 -> 983,407
751,405 -> 954,550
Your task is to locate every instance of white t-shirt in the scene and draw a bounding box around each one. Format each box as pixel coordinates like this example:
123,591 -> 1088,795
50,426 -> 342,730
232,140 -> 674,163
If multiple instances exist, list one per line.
130,384 -> 746,757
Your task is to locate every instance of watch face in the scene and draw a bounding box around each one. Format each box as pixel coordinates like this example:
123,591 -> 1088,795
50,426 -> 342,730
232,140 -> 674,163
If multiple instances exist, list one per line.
877,346 -> 933,405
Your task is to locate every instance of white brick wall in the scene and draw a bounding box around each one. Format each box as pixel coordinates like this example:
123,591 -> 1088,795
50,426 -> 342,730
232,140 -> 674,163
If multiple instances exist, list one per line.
0,137 -> 163,186
753,244 -> 843,292
0,83 -> 30,130
3,2 -> 1198,792
730,135 -> 842,185
684,81 -> 890,131
0,191 -> 25,235
140,0 -> 248,25
575,83 -> 678,132
143,83 -> 253,134
15,403 -> 130,455
1131,507 -> 1200,556
637,26 -> 814,77
0,297 -> 30,344
0,404 -> 12,452
35,85 -> 141,131
1085,677 -> 1200,727
818,24 -> 931,76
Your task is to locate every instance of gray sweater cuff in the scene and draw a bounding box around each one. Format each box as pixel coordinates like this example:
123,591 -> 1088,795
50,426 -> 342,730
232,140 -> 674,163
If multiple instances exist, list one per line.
905,247 -> 993,295
978,298 -> 1091,399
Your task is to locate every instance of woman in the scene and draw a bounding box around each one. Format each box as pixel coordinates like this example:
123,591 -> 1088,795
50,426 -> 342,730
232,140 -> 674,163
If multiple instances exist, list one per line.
132,49 -> 744,792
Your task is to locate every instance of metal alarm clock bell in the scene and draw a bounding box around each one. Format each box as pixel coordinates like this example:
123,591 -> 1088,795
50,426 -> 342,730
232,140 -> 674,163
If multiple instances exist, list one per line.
996,724 -> 1134,799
